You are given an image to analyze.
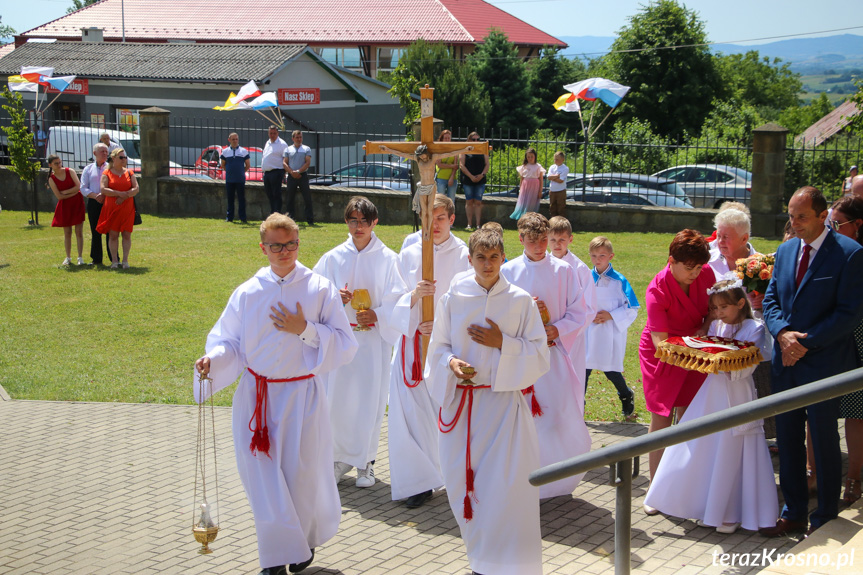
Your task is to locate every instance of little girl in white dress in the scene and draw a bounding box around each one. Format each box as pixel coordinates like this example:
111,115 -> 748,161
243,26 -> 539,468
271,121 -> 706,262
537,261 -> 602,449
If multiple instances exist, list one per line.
644,276 -> 778,534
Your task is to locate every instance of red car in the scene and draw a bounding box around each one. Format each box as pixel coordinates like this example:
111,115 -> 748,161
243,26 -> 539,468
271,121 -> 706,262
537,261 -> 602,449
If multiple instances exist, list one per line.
193,145 -> 264,182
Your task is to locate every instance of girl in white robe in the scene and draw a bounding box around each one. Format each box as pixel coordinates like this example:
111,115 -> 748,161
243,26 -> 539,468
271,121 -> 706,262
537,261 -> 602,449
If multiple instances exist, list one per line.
314,229 -> 406,482
501,247 -> 593,499
388,231 -> 471,501
644,278 -> 778,533
426,242 -> 550,575
195,259 -> 358,569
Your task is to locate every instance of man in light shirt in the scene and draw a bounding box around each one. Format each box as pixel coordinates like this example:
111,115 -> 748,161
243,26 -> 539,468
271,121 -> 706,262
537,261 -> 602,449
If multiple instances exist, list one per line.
262,125 -> 288,215
79,143 -> 112,265
284,130 -> 314,225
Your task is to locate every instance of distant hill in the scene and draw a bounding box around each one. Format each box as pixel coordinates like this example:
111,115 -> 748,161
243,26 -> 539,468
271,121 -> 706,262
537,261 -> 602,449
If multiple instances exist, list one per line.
558,34 -> 863,73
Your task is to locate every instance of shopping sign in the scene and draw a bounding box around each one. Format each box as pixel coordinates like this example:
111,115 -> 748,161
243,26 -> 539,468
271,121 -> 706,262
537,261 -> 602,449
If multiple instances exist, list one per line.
277,88 -> 320,105
47,78 -> 89,95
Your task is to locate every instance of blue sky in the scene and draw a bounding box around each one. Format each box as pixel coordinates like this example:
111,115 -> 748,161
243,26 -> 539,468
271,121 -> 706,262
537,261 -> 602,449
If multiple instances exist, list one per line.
3,0 -> 861,45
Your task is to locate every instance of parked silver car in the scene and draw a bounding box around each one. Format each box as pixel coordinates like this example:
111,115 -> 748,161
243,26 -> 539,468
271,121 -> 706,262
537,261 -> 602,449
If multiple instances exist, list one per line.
652,164 -> 752,209
567,173 -> 692,207
310,161 -> 412,188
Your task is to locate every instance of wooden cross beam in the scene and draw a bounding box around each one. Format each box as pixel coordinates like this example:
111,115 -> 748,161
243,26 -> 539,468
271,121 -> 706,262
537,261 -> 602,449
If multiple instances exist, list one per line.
364,85 -> 490,364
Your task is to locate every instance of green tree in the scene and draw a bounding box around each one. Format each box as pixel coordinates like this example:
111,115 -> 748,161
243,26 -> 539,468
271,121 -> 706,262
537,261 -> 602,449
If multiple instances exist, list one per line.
67,0 -> 99,14
1,16 -> 15,40
526,46 -> 585,134
700,99 -> 765,145
714,51 -> 801,119
846,80 -> 863,136
603,0 -> 720,139
2,87 -> 41,223
387,39 -> 490,131
470,29 -> 536,134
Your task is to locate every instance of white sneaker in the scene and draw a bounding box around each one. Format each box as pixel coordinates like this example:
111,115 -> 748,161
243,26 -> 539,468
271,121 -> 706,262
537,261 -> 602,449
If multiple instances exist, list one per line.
334,461 -> 352,484
643,502 -> 659,516
61,257 -> 72,266
76,257 -> 84,266
356,463 -> 375,488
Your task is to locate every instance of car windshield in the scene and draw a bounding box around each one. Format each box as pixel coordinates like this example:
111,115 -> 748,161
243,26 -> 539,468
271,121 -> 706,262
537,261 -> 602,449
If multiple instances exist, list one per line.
119,139 -> 141,159
728,166 -> 753,181
248,150 -> 263,166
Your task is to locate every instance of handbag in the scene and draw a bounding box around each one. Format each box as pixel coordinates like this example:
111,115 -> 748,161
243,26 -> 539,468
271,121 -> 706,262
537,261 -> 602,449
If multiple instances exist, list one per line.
128,171 -> 142,225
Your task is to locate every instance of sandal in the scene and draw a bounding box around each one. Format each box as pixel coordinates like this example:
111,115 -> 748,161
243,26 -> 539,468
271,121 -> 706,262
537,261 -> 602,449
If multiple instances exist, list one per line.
844,478 -> 862,505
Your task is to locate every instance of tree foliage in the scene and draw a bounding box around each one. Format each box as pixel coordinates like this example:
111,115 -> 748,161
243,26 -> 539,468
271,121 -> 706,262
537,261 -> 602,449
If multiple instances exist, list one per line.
847,80 -> 863,136
1,87 -> 40,184
603,0 -> 720,140
67,0 -> 100,14
0,15 -> 15,40
527,47 -> 586,134
470,29 -> 536,134
714,51 -> 801,119
777,93 -> 835,137
387,39 -> 490,131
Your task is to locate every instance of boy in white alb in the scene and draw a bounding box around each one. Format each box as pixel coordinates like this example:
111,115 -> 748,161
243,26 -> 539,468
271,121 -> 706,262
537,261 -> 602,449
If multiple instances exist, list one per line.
389,194 -> 471,508
548,216 -> 597,398
194,214 -> 358,575
546,151 -> 570,218
500,212 -> 593,499
585,236 -> 640,419
313,196 -> 407,488
427,229 -> 550,575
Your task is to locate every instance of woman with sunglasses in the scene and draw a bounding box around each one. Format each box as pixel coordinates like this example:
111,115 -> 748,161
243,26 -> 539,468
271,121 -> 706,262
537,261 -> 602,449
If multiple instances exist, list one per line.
829,196 -> 863,506
96,148 -> 139,269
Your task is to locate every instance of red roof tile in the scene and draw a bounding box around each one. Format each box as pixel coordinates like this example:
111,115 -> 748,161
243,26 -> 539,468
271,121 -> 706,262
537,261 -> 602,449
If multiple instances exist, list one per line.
21,0 -> 565,47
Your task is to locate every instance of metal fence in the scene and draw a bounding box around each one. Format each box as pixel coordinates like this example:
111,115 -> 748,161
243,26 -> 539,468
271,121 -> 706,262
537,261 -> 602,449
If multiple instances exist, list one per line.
3,109 -> 860,210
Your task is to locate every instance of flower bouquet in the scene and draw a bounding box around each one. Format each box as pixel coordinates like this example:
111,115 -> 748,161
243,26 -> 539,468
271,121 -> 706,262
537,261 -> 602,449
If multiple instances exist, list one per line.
735,253 -> 774,295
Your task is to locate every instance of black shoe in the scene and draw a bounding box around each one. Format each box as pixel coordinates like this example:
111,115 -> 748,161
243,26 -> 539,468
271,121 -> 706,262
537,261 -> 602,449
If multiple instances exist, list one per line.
288,548 -> 314,573
259,567 -> 287,575
621,389 -> 635,419
405,489 -> 433,508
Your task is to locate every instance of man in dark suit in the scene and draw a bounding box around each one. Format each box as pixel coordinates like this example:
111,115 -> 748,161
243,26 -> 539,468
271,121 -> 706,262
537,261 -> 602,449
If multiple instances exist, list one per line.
761,186 -> 863,536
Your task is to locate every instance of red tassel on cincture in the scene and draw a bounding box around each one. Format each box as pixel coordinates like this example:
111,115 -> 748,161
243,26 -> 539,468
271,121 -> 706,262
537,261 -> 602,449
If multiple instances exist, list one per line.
463,495 -> 473,521
531,393 -> 543,417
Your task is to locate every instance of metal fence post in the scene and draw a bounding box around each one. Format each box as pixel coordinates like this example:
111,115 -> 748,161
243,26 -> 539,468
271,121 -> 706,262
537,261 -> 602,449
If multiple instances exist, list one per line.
612,458 -> 632,575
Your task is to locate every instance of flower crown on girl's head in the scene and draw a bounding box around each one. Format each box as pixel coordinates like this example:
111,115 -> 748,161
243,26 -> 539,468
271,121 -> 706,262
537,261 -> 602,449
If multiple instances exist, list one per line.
707,272 -> 743,296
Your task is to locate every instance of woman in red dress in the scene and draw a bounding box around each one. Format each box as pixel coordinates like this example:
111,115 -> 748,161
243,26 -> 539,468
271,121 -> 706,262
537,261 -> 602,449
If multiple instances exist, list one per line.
96,148 -> 138,269
48,154 -> 85,266
639,229 -> 713,494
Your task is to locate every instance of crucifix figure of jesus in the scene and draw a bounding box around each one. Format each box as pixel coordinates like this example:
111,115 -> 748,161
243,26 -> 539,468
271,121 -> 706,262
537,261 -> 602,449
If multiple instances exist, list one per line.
364,85 -> 490,362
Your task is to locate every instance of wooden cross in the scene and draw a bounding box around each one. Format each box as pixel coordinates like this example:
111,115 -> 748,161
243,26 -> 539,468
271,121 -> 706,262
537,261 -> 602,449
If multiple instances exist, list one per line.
364,85 -> 490,363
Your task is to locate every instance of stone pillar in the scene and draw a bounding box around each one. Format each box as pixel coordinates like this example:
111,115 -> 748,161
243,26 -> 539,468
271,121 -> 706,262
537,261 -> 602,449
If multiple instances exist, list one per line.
750,123 -> 788,238
138,106 -> 170,214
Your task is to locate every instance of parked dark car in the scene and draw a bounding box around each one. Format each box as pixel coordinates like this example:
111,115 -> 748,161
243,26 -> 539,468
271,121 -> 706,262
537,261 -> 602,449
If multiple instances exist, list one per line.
652,164 -> 752,209
309,161 -> 412,187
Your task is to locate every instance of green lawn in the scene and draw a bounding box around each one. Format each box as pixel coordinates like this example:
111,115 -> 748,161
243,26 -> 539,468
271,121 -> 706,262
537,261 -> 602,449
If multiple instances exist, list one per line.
0,210 -> 781,421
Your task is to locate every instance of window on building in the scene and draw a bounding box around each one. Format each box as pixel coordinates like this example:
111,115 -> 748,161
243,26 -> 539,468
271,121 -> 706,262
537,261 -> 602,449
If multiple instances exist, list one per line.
376,47 -> 404,72
315,47 -> 362,69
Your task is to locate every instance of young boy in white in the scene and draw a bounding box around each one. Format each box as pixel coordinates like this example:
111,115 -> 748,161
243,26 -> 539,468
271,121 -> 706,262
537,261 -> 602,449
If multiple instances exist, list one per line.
194,214 -> 358,575
584,236 -> 640,419
548,216 -> 597,398
427,229 -> 550,575
313,196 -> 407,488
500,212 -> 593,499
389,194 -> 471,508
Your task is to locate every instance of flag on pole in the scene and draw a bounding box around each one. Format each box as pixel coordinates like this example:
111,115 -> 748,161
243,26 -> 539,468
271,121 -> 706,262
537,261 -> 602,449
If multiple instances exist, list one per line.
41,75 -> 77,93
562,78 -> 630,108
229,81 -> 261,105
20,66 -> 54,83
213,92 -> 242,111
553,92 -> 581,112
240,92 -> 278,110
8,75 -> 39,92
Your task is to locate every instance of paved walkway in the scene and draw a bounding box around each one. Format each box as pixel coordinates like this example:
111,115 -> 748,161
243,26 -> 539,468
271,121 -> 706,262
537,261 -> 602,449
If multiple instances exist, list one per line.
0,399 -> 829,575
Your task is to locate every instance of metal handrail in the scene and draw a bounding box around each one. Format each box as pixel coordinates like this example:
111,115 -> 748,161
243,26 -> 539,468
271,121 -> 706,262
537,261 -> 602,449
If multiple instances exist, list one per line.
529,367 -> 863,575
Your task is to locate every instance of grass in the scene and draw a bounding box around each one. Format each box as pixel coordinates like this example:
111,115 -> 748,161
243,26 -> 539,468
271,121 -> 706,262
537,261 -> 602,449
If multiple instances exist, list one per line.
0,210 -> 782,422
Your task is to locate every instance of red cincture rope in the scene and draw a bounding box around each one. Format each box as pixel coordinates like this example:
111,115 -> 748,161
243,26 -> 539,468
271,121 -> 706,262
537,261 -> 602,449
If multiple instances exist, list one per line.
349,323 -> 376,327
401,330 -> 423,388
521,385 -> 544,417
246,368 -> 314,457
439,383 -> 491,521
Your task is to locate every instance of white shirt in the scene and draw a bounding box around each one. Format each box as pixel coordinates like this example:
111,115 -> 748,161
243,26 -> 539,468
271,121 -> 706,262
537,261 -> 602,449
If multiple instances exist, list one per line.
262,137 -> 288,171
547,163 -> 569,192
797,227 -> 829,277
80,161 -> 107,199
